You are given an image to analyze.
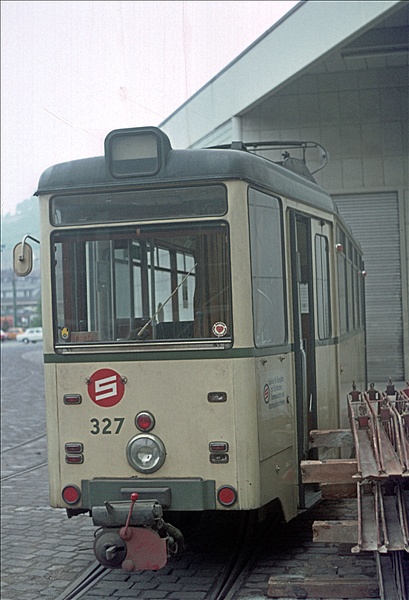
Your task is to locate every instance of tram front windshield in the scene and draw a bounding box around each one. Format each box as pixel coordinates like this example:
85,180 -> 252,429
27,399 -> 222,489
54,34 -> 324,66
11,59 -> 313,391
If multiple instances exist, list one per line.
52,222 -> 231,346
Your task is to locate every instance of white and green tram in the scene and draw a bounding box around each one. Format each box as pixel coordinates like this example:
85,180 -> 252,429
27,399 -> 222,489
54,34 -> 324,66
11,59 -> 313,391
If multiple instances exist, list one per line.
14,126 -> 366,571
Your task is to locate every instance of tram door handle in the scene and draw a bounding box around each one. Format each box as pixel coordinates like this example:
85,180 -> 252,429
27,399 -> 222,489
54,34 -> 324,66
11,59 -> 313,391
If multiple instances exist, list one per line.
300,339 -> 309,454
300,339 -> 307,404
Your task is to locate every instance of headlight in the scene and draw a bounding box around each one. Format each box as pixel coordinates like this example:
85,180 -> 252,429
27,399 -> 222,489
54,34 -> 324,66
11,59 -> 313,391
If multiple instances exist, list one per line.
126,434 -> 166,473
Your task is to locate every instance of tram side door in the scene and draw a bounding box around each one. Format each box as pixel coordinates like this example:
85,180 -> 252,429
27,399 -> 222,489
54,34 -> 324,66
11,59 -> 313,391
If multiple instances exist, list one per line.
289,211 -> 319,509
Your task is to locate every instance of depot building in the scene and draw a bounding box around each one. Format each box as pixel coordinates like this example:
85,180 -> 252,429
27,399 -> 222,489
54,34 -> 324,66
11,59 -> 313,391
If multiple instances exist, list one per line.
160,0 -> 409,384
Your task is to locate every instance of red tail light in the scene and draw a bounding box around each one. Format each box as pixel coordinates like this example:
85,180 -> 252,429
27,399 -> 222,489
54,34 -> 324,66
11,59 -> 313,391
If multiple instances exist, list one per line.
65,443 -> 83,453
62,485 -> 81,505
217,486 -> 237,506
65,455 -> 84,464
209,442 -> 229,452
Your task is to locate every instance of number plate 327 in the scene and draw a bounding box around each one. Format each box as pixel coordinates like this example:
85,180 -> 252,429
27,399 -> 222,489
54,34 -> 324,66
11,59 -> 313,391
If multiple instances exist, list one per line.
90,417 -> 124,435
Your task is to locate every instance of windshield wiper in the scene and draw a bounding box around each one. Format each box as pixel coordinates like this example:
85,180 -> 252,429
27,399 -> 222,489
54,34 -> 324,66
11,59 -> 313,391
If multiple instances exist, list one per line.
136,262 -> 197,340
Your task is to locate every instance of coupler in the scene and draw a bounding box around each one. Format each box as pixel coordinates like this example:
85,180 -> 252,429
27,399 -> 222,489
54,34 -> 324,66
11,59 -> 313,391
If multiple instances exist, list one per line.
92,493 -> 184,572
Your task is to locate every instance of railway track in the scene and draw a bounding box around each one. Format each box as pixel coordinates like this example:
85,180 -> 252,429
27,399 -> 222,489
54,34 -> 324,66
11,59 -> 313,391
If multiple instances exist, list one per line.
50,499 -> 408,600
2,356 -> 406,599
264,499 -> 408,600
54,561 -> 109,600
49,497 -> 408,600
1,432 -> 47,454
209,511 -> 271,600
1,460 -> 48,481
51,510 -> 273,600
1,432 -> 48,481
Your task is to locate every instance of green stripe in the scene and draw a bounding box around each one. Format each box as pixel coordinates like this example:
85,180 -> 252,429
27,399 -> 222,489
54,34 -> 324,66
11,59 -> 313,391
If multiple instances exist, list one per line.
43,332 -> 360,364
44,344 -> 293,363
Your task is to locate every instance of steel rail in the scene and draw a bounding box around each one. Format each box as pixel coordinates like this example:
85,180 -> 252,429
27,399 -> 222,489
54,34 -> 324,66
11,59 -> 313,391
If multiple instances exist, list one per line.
1,433 -> 47,454
1,461 -> 48,481
396,481 -> 409,551
211,510 -> 282,600
52,513 -> 260,600
393,397 -> 409,470
54,560 -> 110,600
376,551 -> 407,600
390,402 -> 407,470
364,393 -> 385,474
348,397 -> 363,477
376,481 -> 388,553
209,512 -> 256,600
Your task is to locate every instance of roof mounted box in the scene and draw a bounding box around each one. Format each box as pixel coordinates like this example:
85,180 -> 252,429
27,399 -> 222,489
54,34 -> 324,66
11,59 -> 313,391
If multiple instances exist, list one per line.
104,127 -> 171,178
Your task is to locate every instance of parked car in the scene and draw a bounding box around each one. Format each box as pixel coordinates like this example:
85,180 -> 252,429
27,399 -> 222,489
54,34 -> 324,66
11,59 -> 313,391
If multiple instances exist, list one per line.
0,329 -> 6,342
16,327 -> 43,344
5,327 -> 25,340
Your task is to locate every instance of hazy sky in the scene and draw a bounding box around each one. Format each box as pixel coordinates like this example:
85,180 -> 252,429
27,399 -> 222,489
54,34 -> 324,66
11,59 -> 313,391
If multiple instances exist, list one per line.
1,0 -> 298,217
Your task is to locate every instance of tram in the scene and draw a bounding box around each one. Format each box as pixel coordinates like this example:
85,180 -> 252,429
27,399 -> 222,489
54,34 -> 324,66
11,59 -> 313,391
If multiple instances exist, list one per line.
14,126 -> 366,571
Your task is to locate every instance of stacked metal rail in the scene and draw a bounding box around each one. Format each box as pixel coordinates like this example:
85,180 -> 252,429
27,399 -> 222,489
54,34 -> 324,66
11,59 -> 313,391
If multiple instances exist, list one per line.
348,382 -> 409,553
301,381 -> 409,554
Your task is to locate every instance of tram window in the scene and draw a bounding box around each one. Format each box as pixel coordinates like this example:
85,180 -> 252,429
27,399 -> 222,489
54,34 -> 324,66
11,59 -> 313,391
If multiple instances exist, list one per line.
359,256 -> 365,328
355,249 -> 365,330
352,247 -> 360,329
346,241 -> 354,331
51,222 -> 232,346
315,235 -> 331,339
337,227 -> 347,335
51,185 -> 227,225
249,189 -> 286,347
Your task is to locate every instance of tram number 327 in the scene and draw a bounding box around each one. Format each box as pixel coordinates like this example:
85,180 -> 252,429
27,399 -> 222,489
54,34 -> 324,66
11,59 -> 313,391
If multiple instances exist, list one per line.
90,417 -> 125,435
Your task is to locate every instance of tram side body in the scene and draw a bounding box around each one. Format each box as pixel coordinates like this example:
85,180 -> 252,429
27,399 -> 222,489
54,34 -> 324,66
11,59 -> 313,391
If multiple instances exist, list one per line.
35,141 -> 365,572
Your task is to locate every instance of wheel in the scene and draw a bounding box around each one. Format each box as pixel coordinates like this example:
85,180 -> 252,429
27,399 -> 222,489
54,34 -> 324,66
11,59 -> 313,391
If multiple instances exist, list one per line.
23,338 -> 29,344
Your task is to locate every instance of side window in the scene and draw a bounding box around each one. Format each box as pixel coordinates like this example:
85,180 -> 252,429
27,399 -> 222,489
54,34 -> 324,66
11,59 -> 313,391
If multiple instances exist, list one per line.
358,255 -> 365,328
353,247 -> 365,330
336,226 -> 347,335
315,234 -> 331,339
336,226 -> 363,334
249,189 -> 286,347
353,247 -> 360,329
346,240 -> 355,330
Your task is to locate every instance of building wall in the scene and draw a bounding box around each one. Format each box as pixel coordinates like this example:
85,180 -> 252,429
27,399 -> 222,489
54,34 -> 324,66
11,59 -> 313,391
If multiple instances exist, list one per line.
238,65 -> 408,381
241,66 -> 408,193
1,268 -> 42,327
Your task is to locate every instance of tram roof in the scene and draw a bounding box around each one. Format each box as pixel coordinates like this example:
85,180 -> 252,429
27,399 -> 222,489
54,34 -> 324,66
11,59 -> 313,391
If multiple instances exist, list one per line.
37,146 -> 339,216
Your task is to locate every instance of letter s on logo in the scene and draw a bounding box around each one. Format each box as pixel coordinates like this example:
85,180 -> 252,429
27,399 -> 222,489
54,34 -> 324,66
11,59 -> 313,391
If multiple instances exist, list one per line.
95,375 -> 117,401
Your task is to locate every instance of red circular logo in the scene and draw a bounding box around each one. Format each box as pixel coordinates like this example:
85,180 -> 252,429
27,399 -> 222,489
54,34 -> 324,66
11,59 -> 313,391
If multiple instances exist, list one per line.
87,368 -> 125,408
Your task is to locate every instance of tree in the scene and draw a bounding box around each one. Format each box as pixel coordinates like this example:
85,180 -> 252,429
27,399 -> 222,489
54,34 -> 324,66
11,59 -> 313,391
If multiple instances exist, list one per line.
31,298 -> 42,327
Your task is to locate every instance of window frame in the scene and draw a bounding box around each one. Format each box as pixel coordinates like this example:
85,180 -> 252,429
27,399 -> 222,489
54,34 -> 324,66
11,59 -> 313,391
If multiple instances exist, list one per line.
248,187 -> 287,348
50,220 -> 233,351
315,233 -> 332,340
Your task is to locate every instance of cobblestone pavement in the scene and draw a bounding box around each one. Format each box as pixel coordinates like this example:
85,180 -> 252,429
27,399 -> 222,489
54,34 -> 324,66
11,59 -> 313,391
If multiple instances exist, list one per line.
2,344 -> 395,599
0,344 -> 240,600
234,498 -> 379,600
1,343 -> 93,599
